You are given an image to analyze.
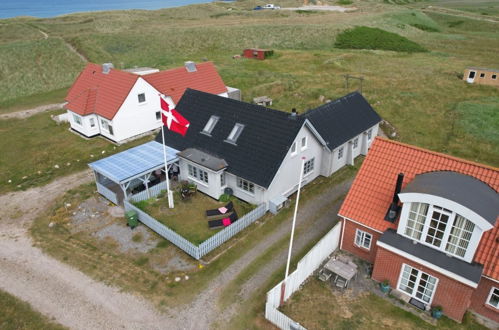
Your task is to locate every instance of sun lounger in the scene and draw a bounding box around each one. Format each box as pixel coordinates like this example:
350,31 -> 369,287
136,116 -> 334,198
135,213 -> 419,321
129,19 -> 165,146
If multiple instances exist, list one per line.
205,201 -> 234,220
208,211 -> 238,229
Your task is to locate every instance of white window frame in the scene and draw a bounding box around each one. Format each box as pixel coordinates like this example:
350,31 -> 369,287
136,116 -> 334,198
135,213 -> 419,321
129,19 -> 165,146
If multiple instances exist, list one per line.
202,115 -> 219,135
367,129 -> 373,141
100,119 -> 113,135
303,158 -> 315,177
138,93 -> 146,103
301,136 -> 307,150
237,177 -> 255,194
397,264 -> 438,305
354,229 -> 372,250
187,164 -> 208,184
338,147 -> 344,159
290,142 -> 297,156
486,287 -> 499,309
226,123 -> 244,144
89,117 -> 95,128
353,137 -> 359,149
73,114 -> 82,126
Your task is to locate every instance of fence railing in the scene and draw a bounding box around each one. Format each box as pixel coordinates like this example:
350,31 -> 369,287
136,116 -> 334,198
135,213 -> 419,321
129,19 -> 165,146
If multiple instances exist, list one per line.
265,223 -> 342,329
128,181 -> 167,203
125,187 -> 266,260
96,182 -> 118,205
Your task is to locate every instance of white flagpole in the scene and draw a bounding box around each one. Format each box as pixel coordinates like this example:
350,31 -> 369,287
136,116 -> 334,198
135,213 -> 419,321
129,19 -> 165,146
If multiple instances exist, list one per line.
160,106 -> 174,209
281,156 -> 305,304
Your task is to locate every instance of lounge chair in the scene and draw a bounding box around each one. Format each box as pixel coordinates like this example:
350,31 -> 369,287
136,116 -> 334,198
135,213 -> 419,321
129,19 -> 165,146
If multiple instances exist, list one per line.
208,211 -> 238,230
205,201 -> 234,220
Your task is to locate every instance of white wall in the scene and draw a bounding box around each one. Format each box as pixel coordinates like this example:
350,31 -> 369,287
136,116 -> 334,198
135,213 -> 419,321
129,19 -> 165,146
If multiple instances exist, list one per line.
178,159 -> 227,200
67,110 -> 100,137
111,78 -> 167,143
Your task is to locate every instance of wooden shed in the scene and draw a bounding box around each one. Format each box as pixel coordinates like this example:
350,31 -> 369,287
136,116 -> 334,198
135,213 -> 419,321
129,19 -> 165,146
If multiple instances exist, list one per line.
463,67 -> 499,87
243,48 -> 274,60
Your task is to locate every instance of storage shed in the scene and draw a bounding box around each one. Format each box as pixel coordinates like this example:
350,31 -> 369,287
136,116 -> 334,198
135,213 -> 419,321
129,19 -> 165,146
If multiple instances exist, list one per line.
463,67 -> 499,87
243,48 -> 274,60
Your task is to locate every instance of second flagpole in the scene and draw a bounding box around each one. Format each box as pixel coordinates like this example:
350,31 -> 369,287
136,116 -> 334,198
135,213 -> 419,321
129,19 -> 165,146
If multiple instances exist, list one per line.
161,120 -> 174,208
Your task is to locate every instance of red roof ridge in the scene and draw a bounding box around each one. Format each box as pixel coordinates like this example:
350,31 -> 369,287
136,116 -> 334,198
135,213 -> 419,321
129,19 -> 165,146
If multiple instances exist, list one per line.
375,137 -> 499,172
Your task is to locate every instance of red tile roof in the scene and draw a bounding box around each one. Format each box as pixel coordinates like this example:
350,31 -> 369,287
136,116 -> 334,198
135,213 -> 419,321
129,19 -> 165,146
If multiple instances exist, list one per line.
66,62 -> 227,120
339,137 -> 499,280
142,61 -> 227,104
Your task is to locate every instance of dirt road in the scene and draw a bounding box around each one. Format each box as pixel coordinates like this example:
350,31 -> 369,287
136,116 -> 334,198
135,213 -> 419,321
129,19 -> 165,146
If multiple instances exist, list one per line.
0,169 -> 351,329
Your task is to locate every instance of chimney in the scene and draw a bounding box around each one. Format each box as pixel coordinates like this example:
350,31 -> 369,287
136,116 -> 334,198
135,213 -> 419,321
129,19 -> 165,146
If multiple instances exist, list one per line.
185,61 -> 197,73
291,108 -> 297,116
384,173 -> 404,223
102,63 -> 114,74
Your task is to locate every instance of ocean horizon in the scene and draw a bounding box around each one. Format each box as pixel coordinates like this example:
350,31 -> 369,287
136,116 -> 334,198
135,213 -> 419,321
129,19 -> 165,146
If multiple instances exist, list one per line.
0,0 -> 223,19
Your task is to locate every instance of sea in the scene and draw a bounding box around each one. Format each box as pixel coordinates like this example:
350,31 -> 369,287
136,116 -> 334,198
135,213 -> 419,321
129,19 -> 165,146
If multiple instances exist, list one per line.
0,0 -> 224,19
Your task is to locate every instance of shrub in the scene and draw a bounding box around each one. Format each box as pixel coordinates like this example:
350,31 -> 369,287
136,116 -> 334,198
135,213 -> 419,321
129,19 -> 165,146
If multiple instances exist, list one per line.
410,23 -> 439,32
334,26 -> 427,53
337,0 -> 353,4
219,193 -> 230,202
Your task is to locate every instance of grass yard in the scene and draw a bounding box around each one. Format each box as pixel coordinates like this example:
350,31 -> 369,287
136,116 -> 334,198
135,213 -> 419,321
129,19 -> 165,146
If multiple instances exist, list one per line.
134,190 -> 256,244
0,289 -> 67,330
280,278 -> 487,330
0,110 -> 153,194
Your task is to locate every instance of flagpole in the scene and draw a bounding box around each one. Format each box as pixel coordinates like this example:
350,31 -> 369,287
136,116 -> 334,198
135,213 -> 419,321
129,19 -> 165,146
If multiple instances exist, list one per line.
161,119 -> 174,208
281,156 -> 306,305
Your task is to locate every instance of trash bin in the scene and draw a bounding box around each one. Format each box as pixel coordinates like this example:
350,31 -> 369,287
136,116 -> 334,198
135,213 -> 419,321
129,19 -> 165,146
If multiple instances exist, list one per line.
125,210 -> 138,229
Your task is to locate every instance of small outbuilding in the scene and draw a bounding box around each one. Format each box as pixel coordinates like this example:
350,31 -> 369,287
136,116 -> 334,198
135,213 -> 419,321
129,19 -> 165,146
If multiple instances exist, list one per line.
243,48 -> 274,60
463,67 -> 499,87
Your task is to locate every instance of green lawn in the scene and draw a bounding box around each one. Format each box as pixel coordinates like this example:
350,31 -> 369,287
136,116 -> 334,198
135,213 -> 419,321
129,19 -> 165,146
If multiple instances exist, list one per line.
280,278 -> 487,330
0,289 -> 67,330
0,110 -> 153,194
134,190 -> 255,244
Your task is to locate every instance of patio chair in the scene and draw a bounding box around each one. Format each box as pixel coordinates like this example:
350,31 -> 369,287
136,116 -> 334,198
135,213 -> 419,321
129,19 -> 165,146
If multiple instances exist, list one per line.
205,201 -> 234,220
208,211 -> 238,230
335,277 -> 347,289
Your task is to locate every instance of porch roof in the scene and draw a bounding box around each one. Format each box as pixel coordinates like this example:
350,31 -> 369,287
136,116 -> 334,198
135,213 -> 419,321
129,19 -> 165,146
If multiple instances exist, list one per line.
89,141 -> 179,184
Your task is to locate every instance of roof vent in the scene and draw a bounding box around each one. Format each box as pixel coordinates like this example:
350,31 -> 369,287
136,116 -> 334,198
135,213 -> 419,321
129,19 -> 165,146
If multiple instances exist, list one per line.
289,108 -> 298,119
102,63 -> 114,74
185,61 -> 197,73
384,173 -> 404,223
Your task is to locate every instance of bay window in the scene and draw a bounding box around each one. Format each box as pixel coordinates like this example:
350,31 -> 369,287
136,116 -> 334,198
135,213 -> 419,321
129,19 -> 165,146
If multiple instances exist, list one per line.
188,164 -> 208,184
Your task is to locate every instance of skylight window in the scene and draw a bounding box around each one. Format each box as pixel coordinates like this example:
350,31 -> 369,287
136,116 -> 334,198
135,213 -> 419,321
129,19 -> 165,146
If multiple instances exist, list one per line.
225,123 -> 244,144
202,115 -> 219,135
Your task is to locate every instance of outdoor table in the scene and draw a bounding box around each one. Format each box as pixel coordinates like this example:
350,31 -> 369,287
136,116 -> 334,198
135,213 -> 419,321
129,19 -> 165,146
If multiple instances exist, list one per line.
324,258 -> 357,288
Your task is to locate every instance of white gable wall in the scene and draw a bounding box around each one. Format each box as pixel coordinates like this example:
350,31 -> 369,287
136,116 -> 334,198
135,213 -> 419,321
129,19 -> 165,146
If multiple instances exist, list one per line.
111,78 -> 172,143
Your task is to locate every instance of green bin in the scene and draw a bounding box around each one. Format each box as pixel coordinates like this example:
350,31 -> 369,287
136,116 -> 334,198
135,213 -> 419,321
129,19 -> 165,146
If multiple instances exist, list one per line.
125,210 -> 139,229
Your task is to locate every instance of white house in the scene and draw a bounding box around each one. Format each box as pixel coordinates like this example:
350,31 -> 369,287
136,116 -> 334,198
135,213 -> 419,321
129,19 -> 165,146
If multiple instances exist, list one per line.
156,89 -> 381,209
65,61 -> 239,143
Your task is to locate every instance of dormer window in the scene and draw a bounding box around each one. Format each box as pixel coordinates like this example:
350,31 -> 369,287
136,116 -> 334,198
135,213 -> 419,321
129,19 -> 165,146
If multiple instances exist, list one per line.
225,123 -> 244,144
202,115 -> 219,135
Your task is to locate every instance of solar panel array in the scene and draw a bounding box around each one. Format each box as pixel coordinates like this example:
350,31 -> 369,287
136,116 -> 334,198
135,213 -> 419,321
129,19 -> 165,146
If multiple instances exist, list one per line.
89,141 -> 178,183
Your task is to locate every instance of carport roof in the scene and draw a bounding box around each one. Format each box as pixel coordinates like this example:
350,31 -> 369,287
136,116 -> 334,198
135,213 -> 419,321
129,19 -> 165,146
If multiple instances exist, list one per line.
89,141 -> 178,183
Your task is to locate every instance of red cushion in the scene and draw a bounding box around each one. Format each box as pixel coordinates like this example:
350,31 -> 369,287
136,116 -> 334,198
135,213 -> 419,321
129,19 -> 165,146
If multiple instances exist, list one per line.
222,218 -> 231,226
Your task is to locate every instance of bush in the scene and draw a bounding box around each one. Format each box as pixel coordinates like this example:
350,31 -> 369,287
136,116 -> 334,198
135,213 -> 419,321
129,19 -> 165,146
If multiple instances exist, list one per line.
219,193 -> 230,202
410,23 -> 439,32
337,0 -> 353,4
334,26 -> 427,53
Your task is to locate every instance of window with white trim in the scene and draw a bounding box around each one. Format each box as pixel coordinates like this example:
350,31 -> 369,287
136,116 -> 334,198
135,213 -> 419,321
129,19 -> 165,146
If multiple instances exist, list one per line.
492,74 -> 497,80
101,119 -> 113,135
367,129 -> 373,141
226,123 -> 244,144
202,115 -> 219,135
237,177 -> 254,194
138,93 -> 146,103
354,229 -> 372,250
188,164 -> 208,184
353,138 -> 359,149
301,136 -> 307,150
303,158 -> 314,176
338,147 -> 344,159
90,118 -> 95,127
290,142 -> 297,155
486,287 -> 499,309
398,264 -> 437,304
405,202 -> 428,240
73,114 -> 82,126
445,214 -> 475,258
220,173 -> 226,187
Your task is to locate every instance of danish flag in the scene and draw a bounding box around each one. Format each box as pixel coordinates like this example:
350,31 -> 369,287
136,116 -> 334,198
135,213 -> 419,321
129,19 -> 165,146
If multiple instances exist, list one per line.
160,94 -> 190,136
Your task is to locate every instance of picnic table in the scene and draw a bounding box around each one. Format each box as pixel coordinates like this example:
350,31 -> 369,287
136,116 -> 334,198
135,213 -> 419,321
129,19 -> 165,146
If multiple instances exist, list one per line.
323,258 -> 358,288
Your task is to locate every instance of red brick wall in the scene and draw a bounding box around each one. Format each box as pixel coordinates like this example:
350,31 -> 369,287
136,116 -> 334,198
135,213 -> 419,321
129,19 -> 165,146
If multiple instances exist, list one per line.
340,218 -> 381,263
372,246 -> 475,322
470,277 -> 499,322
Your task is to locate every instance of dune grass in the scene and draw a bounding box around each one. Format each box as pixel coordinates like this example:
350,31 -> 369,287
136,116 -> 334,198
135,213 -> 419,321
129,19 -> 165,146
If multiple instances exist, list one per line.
0,289 -> 67,330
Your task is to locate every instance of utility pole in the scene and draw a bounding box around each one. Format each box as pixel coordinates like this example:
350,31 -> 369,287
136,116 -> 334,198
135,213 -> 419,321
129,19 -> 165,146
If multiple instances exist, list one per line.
343,74 -> 365,94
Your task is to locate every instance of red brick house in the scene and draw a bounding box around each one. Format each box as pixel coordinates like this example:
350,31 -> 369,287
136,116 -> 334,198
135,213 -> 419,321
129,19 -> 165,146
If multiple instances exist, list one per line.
338,137 -> 499,323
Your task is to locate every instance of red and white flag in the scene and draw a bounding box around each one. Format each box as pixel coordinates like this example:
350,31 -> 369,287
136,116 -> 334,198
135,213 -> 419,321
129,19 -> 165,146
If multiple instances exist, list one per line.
160,95 -> 190,136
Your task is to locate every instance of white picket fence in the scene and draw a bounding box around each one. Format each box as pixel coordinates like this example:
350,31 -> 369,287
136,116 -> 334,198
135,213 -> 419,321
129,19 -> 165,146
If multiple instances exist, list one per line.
128,181 -> 167,203
265,222 -> 342,329
124,186 -> 267,259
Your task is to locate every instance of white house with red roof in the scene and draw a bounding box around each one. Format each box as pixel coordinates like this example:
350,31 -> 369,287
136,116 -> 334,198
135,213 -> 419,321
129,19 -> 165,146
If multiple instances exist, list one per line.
65,61 -> 237,143
338,137 -> 499,323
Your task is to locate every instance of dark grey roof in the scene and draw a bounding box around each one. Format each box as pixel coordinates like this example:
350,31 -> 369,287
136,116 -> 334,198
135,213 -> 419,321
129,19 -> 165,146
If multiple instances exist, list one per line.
402,171 -> 499,226
379,229 -> 483,284
303,92 -> 382,150
156,89 -> 305,188
177,148 -> 227,172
